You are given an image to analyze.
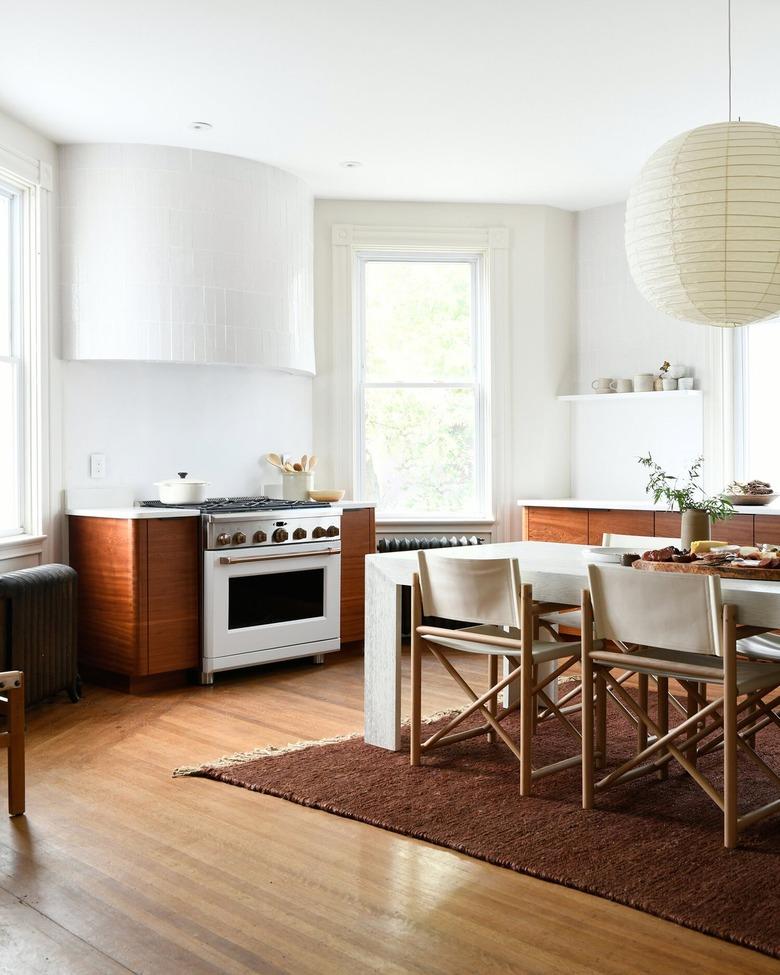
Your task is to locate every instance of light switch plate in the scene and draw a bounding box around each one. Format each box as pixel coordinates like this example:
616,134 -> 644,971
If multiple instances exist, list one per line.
90,453 -> 106,479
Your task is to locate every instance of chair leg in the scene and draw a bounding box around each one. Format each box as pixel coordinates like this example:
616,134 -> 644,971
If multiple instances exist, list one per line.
595,672 -> 607,770
487,655 -> 498,743
657,676 -> 669,781
410,579 -> 422,767
723,608 -> 738,849
7,677 -> 25,817
637,674 -> 648,753
581,592 -> 595,810
685,682 -> 699,768
520,585 -> 534,796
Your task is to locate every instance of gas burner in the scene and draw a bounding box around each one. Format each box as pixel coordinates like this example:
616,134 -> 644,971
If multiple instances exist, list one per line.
139,496 -> 330,512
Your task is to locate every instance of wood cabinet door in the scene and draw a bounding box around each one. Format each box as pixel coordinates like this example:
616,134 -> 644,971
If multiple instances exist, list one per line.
587,510 -> 654,546
524,507 -> 588,544
340,508 -> 376,644
146,518 -> 200,674
69,518 -> 145,675
754,516 -> 780,547
654,511 -> 681,540
712,515 -> 754,546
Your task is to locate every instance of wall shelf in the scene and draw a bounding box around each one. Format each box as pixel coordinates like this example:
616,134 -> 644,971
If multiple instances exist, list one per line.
557,390 -> 701,403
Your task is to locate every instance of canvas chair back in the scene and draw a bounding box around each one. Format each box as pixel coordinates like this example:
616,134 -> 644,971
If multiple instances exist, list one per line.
417,551 -> 522,628
587,563 -> 722,655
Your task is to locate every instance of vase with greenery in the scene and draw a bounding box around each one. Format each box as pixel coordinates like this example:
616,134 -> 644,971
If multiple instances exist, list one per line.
638,454 -> 734,549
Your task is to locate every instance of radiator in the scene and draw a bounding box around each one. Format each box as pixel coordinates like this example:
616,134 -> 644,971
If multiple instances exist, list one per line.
0,564 -> 79,706
377,535 -> 484,553
377,535 -> 485,635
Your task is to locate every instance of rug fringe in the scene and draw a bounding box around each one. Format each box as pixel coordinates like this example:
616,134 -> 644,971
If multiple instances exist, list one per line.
172,708 -> 459,777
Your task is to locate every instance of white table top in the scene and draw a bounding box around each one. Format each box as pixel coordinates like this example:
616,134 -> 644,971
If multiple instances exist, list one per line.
366,540 -> 780,628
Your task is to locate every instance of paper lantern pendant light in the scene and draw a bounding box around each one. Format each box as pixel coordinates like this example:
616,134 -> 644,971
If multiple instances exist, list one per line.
625,120 -> 780,327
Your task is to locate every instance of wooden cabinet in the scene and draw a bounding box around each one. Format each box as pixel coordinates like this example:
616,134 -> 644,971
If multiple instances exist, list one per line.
588,509 -> 654,545
653,511 -> 681,539
524,507 -> 588,544
713,514 -> 754,546
340,507 -> 376,645
754,516 -> 780,547
69,516 -> 200,692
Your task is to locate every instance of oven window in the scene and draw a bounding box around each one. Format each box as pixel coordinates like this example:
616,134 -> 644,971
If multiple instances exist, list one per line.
228,569 -> 325,629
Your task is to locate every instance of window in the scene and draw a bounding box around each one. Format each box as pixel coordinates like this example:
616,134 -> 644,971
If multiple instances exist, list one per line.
734,323 -> 780,488
356,255 -> 489,519
0,182 -> 22,536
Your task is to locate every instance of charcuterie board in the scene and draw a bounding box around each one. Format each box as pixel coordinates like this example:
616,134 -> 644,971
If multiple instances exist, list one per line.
633,559 -> 780,581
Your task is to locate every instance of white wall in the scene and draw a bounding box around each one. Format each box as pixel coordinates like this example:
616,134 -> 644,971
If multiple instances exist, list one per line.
313,200 -> 575,539
62,361 -> 312,501
572,202 -> 708,498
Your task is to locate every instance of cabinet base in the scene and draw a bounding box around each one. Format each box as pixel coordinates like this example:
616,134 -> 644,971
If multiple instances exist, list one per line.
79,664 -> 194,695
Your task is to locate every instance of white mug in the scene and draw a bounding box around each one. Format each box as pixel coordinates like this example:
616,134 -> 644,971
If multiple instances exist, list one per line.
615,378 -> 633,393
634,373 -> 654,392
591,378 -> 616,393
662,377 -> 678,391
679,377 -> 694,390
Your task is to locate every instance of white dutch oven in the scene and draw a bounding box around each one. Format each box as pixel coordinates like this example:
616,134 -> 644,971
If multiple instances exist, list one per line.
155,472 -> 209,504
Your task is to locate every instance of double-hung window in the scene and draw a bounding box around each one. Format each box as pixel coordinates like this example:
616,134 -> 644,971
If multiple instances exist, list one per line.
734,323 -> 780,488
0,181 -> 23,536
355,255 -> 490,519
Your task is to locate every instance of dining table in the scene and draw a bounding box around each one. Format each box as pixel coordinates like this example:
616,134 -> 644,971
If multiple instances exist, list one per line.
363,540 -> 780,750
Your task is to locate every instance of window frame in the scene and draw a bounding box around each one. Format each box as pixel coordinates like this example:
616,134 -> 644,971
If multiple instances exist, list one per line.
353,250 -> 491,521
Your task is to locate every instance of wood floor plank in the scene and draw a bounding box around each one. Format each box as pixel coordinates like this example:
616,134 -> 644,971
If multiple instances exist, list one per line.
0,647 -> 776,974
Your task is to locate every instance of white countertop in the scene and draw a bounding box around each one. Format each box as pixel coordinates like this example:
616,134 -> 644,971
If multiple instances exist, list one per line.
517,498 -> 780,516
333,501 -> 376,510
67,507 -> 201,519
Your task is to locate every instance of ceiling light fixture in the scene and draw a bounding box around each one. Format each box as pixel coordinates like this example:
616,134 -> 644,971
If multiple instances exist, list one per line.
625,0 -> 780,327
190,121 -> 213,131
340,160 -> 362,168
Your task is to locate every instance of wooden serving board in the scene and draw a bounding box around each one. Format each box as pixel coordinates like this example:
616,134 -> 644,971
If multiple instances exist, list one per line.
633,559 -> 780,581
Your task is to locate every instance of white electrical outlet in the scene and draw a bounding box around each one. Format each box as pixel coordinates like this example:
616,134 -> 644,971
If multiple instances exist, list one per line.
90,453 -> 106,479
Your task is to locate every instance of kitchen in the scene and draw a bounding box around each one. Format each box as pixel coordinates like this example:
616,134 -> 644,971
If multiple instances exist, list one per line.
3,3 -> 780,974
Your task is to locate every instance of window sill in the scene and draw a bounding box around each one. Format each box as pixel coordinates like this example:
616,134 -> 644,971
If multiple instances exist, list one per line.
0,533 -> 46,560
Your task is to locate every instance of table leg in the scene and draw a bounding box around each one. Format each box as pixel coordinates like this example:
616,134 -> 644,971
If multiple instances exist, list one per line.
364,562 -> 403,750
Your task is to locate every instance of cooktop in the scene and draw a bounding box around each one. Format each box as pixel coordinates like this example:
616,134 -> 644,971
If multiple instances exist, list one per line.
139,496 -> 330,513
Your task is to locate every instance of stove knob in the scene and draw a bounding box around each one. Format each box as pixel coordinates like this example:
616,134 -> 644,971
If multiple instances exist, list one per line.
326,525 -> 340,537
312,526 -> 326,539
216,533 -> 231,546
272,528 -> 289,543
233,531 -> 247,545
292,527 -> 307,540
253,529 -> 268,544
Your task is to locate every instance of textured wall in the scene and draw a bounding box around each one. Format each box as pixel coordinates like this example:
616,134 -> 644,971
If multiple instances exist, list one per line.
59,144 -> 314,372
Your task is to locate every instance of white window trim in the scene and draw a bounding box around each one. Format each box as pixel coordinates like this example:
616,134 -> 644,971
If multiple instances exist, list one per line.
0,145 -> 52,559
329,225 -> 511,536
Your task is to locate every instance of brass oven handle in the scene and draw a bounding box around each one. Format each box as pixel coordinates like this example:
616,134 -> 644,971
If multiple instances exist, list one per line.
218,547 -> 340,565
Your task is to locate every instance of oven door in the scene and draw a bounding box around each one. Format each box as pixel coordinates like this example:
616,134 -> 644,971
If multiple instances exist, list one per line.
204,543 -> 341,663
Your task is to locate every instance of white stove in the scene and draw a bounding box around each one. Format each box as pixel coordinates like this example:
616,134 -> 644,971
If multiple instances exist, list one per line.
140,497 -> 342,682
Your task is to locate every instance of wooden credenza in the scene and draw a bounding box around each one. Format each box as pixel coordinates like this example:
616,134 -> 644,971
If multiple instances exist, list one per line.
69,516 -> 200,692
340,506 -> 376,644
522,505 -> 763,547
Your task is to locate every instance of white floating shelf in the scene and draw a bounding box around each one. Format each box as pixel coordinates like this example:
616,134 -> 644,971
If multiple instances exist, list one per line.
557,390 -> 702,403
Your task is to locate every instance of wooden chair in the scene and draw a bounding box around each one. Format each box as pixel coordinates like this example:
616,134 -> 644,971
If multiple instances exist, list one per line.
581,565 -> 780,848
410,552 -> 583,795
0,671 -> 24,816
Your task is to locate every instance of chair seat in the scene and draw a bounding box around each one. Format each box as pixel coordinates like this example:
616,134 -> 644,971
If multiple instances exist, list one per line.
738,633 -> 780,662
592,645 -> 780,693
424,624 -> 582,663
539,609 -> 582,630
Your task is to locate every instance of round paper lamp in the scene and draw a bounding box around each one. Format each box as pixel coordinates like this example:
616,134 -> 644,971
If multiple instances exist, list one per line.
625,121 -> 780,327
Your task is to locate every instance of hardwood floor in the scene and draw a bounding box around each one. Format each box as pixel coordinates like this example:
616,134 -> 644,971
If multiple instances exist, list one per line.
0,648 -> 778,975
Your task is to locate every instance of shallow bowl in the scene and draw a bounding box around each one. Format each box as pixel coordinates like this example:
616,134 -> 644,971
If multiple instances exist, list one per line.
308,489 -> 346,502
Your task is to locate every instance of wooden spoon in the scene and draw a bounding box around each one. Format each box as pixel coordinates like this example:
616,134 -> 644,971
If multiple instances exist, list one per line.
308,455 -> 318,471
301,454 -> 308,472
284,462 -> 295,472
293,463 -> 303,472
265,453 -> 285,470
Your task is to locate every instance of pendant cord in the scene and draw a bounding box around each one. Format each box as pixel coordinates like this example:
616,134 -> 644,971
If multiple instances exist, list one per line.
728,0 -> 733,121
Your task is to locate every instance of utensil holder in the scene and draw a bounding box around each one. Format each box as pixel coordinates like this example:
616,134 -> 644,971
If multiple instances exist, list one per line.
281,471 -> 314,501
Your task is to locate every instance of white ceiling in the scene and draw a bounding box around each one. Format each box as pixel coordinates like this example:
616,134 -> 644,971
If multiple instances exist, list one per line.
1,0 -> 778,210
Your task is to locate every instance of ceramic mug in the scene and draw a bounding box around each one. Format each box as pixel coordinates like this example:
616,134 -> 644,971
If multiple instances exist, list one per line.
662,378 -> 678,391
679,377 -> 695,390
615,378 -> 633,393
591,378 -> 616,393
634,373 -> 654,392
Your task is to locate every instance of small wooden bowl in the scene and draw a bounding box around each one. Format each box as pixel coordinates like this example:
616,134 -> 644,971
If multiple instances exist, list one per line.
308,489 -> 346,502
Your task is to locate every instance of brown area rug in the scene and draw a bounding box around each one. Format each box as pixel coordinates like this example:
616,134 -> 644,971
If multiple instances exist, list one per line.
176,699 -> 780,958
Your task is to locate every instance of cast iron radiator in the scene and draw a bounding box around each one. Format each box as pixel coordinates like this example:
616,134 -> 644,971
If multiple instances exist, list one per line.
0,564 -> 80,706
377,535 -> 485,635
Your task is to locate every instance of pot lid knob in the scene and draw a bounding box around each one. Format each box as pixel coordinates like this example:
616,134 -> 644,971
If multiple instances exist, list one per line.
177,472 -> 188,479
